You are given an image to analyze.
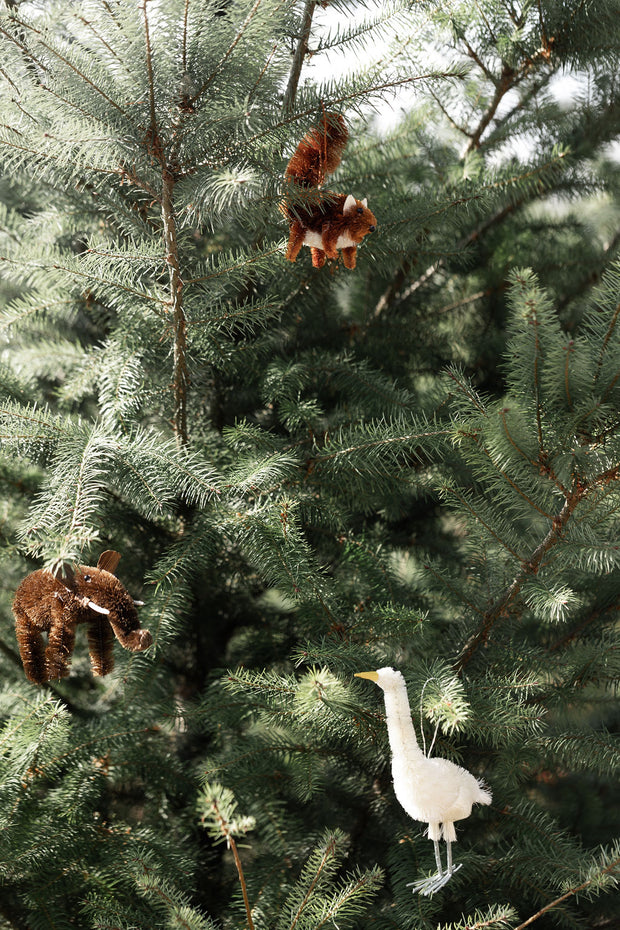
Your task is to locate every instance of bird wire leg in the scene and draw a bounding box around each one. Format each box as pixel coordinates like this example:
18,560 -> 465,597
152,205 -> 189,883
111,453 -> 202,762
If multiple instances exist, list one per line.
446,840 -> 462,876
406,840 -> 462,897
434,838 -> 443,876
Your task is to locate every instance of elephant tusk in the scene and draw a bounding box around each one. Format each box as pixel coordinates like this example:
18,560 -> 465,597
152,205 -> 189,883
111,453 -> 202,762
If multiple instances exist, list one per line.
87,601 -> 110,615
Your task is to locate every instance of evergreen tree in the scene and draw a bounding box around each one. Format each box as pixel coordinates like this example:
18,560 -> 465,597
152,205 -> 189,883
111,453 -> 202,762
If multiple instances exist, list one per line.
0,1 -> 618,928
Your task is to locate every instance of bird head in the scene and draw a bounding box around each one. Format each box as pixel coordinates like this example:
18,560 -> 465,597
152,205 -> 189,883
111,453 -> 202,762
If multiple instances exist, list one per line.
355,667 -> 405,691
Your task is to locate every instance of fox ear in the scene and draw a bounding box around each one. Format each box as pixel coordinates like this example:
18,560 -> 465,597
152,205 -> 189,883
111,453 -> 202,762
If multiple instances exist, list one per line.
343,194 -> 357,215
362,198 -> 368,208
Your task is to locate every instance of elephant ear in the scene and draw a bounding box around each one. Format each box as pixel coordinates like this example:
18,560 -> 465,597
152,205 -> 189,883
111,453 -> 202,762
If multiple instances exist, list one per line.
55,561 -> 76,590
97,550 -> 121,574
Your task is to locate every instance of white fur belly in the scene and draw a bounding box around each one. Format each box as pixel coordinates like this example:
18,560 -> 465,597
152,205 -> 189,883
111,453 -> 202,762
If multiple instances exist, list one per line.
303,230 -> 357,250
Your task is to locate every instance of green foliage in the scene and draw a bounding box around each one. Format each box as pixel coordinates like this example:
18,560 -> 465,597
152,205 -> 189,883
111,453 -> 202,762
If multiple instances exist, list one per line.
0,0 -> 619,928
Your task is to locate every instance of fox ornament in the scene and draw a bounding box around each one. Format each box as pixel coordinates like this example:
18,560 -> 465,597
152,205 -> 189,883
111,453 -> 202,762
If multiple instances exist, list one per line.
282,113 -> 376,269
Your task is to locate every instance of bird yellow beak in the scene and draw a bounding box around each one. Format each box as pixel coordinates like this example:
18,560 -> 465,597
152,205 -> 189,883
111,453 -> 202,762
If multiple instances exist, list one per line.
354,670 -> 379,682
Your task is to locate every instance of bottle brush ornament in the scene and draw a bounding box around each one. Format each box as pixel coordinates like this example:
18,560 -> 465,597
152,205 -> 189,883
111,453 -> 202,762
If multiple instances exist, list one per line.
13,550 -> 152,684
282,111 -> 377,269
355,667 -> 491,895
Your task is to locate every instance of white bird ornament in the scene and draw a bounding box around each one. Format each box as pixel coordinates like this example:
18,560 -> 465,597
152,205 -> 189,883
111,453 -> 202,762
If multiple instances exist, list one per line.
355,666 -> 491,895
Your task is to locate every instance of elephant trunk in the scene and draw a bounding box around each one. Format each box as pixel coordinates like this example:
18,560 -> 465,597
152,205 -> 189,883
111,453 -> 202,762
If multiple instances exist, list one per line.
122,627 -> 153,651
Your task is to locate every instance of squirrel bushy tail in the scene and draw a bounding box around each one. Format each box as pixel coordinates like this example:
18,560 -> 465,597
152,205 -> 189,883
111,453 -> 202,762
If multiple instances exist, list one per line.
285,112 -> 348,188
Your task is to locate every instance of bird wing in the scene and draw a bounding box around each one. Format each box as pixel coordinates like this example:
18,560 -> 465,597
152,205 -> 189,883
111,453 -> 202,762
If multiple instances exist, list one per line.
395,756 -> 483,825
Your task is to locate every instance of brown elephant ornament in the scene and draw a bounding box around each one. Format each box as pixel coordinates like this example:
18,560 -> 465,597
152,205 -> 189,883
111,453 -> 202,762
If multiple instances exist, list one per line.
12,550 -> 152,684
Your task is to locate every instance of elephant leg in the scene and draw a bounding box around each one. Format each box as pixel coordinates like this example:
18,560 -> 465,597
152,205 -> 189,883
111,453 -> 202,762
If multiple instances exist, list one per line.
14,606 -> 48,684
45,618 -> 76,681
87,618 -> 115,676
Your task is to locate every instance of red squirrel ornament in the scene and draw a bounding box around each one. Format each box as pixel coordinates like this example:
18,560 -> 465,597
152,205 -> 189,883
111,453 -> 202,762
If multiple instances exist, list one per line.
13,550 -> 152,684
282,113 -> 377,270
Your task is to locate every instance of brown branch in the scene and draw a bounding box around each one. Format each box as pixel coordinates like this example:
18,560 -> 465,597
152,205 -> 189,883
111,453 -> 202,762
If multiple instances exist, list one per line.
176,69 -> 465,177
282,0 -> 316,114
188,0 -> 264,105
182,0 -> 190,74
75,13 -> 133,77
428,85 -> 469,137
161,169 -> 189,446
454,491 -> 581,673
289,836 -> 337,930
372,139 -> 565,325
513,856 -> 620,930
462,36 -> 497,84
548,599 -> 620,653
211,799 -> 255,930
365,201 -> 516,333
464,64 -> 515,154
557,227 -> 620,315
142,0 -> 157,133
2,16 -> 127,115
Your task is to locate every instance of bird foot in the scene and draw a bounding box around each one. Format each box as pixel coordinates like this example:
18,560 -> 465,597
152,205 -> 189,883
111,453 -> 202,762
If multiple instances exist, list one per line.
406,863 -> 462,896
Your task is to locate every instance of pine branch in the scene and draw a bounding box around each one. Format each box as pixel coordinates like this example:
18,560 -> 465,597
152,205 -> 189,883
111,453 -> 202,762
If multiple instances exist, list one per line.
178,69 -> 467,176
3,12 -> 128,116
282,0 -> 316,114
366,202 -> 514,332
141,0 -> 157,134
464,64 -> 516,154
455,490 -> 581,672
288,834 -> 337,930
161,168 -> 189,447
0,634 -> 21,667
135,0 -> 189,445
187,0 -> 264,106
548,599 -> 620,653
514,855 -> 620,930
209,797 -> 255,930
181,0 -> 190,75
557,227 -> 620,314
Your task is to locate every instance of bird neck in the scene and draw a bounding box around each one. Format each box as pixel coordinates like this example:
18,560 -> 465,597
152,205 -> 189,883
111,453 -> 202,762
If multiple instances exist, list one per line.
382,683 -> 425,761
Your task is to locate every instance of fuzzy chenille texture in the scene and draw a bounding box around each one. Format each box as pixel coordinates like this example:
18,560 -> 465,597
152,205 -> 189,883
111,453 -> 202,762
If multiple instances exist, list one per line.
282,113 -> 377,269
358,668 -> 491,841
13,551 -> 152,684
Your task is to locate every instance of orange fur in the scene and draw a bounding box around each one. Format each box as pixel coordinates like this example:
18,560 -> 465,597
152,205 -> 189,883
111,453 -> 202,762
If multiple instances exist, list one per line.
282,114 -> 377,269
285,113 -> 348,188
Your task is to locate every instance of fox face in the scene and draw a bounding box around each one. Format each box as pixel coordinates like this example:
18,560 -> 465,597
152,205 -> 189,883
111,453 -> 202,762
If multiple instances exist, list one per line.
338,193 -> 378,243
285,193 -> 377,269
